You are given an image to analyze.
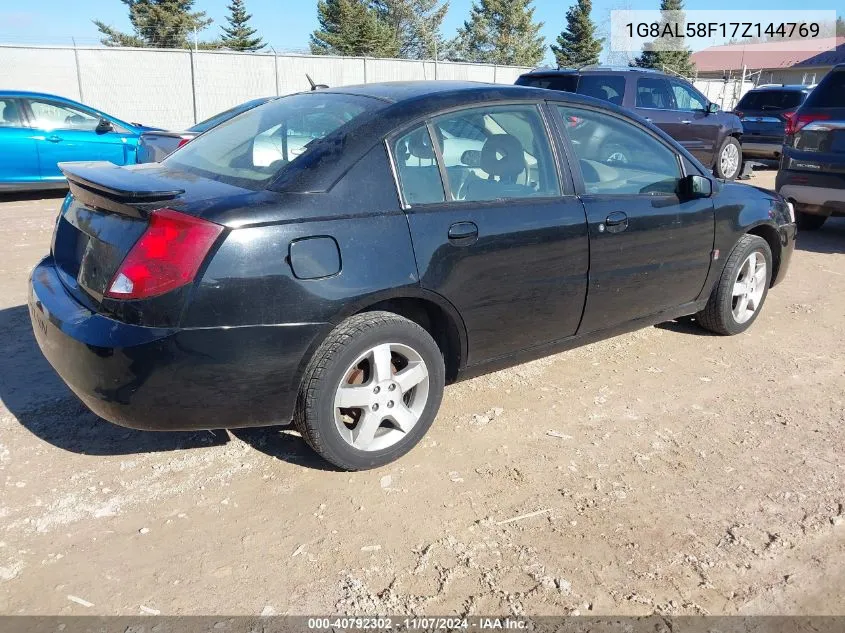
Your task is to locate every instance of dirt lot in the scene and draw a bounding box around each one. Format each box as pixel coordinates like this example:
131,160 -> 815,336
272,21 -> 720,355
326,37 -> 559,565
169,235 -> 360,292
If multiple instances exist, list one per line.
0,168 -> 843,616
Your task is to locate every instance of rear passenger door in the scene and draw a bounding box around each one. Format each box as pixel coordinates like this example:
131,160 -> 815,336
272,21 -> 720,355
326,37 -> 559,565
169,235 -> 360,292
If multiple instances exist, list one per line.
555,104 -> 714,332
0,97 -> 40,187
391,103 -> 589,364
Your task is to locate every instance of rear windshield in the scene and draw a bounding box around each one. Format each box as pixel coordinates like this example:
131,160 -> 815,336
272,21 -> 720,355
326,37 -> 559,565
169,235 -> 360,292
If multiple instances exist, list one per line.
165,92 -> 381,189
188,98 -> 272,134
576,75 -> 626,106
803,71 -> 844,108
516,74 -> 579,92
736,90 -> 804,111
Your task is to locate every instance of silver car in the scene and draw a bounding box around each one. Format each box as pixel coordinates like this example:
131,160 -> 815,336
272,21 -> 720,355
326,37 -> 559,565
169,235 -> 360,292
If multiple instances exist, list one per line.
137,97 -> 277,163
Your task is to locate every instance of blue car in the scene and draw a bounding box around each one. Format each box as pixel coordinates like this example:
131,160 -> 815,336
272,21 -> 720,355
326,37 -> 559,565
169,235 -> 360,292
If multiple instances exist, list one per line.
0,91 -> 158,192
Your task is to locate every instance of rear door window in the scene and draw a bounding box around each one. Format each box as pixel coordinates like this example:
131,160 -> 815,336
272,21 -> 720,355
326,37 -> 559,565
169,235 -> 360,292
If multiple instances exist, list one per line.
636,78 -> 675,109
736,90 -> 804,111
576,75 -> 626,106
803,71 -> 845,108
429,104 -> 560,202
0,99 -> 23,127
393,125 -> 446,205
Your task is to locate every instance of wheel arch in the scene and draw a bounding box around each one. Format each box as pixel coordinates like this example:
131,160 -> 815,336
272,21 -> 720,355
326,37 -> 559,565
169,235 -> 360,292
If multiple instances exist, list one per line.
745,221 -> 782,284
329,289 -> 468,384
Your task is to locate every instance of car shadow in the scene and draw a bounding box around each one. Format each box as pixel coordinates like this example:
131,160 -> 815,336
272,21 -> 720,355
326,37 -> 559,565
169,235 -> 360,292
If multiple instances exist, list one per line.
655,314 -> 718,337
795,217 -> 845,254
0,304 -> 228,456
230,427 -> 343,472
0,189 -> 67,203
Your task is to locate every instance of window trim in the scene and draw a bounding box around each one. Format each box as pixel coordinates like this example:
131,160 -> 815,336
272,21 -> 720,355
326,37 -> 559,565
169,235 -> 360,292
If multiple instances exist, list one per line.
551,101 -> 688,198
385,100 -> 565,210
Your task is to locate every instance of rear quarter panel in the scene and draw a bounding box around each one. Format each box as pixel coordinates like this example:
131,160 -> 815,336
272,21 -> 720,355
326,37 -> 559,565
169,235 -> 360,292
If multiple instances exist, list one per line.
182,144 -> 420,329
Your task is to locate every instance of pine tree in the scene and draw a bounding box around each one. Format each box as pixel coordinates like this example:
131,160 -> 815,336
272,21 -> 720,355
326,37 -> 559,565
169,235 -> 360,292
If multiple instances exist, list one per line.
551,0 -> 602,68
221,0 -> 264,51
371,0 -> 449,59
448,0 -> 545,66
94,0 -> 212,48
633,0 -> 695,77
836,16 -> 845,37
310,0 -> 399,57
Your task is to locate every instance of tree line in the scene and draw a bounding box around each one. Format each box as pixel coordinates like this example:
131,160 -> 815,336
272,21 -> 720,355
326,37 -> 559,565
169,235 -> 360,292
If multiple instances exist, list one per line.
94,0 -> 700,74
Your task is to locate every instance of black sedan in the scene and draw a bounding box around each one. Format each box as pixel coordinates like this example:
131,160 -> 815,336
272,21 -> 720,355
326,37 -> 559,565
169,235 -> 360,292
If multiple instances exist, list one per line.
28,81 -> 796,470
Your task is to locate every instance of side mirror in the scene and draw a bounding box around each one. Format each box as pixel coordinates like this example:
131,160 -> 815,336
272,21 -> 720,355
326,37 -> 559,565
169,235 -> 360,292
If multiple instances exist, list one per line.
707,102 -> 720,114
680,174 -> 712,199
96,118 -> 113,133
461,149 -> 481,167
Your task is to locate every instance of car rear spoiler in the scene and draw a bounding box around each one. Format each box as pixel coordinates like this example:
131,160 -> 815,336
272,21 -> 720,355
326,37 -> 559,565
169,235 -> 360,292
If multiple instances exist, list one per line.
59,161 -> 185,217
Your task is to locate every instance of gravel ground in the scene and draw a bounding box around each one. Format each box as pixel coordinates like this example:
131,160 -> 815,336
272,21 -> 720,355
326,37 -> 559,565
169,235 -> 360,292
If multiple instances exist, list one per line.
0,168 -> 843,616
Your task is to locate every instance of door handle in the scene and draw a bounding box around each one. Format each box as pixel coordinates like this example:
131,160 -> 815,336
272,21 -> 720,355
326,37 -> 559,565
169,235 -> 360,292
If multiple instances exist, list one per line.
603,211 -> 628,234
644,117 -> 652,123
46,135 -> 62,143
448,221 -> 478,246
681,120 -> 692,124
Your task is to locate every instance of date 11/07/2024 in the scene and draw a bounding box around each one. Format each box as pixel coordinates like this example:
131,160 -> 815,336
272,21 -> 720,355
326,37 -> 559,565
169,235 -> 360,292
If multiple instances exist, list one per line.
624,21 -> 821,39
307,617 -> 529,630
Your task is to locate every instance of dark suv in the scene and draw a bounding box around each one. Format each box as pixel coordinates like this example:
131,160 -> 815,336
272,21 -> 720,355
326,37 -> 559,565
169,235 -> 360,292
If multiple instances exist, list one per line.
516,67 -> 744,180
776,64 -> 845,230
734,84 -> 812,161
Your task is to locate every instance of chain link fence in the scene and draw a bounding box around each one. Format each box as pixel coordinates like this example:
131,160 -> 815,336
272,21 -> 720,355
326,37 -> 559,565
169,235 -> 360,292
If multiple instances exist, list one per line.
0,44 -> 532,129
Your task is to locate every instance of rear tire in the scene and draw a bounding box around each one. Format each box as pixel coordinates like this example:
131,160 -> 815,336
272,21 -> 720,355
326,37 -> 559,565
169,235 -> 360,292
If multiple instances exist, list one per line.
796,211 -> 827,231
696,234 -> 772,336
714,136 -> 742,180
294,311 -> 445,471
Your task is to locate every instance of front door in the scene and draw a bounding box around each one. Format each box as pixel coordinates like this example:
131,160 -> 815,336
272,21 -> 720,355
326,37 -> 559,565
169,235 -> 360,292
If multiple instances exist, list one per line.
391,103 -> 589,364
555,104 -> 714,333
666,79 -> 720,165
0,98 -> 40,187
24,98 -> 131,181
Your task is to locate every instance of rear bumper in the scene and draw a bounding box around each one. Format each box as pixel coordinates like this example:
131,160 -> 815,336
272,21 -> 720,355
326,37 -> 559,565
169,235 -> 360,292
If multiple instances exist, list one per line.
776,168 -> 845,216
741,141 -> 782,158
28,256 -> 326,431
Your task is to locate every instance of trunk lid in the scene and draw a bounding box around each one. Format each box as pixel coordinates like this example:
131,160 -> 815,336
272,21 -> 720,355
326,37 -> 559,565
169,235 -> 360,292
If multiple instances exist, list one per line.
52,161 -> 251,311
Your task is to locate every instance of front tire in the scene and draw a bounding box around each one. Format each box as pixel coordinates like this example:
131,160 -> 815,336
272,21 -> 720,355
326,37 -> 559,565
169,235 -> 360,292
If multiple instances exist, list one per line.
696,234 -> 772,335
796,211 -> 826,231
714,136 -> 742,180
294,311 -> 445,470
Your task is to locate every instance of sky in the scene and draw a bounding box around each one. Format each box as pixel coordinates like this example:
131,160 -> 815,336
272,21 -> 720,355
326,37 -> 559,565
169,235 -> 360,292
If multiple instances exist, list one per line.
0,0 -> 842,65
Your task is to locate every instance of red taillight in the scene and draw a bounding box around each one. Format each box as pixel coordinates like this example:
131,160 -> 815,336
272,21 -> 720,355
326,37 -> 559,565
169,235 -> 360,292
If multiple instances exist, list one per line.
105,208 -> 223,300
177,137 -> 192,148
786,112 -> 830,136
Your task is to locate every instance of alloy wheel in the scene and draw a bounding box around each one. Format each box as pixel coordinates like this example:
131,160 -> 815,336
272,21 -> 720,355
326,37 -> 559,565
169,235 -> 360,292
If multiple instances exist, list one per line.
333,343 -> 430,452
731,251 -> 767,324
720,142 -> 740,178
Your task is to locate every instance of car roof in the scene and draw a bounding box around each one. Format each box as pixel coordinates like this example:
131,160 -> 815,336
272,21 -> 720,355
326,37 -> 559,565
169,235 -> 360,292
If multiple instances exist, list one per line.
519,66 -> 665,77
747,84 -> 811,92
321,80 -> 549,103
270,80 -> 698,194
0,90 -> 85,102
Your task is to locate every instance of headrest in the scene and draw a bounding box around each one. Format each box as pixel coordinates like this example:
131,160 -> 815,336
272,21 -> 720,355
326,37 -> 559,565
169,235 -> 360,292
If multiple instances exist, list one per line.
480,134 -> 525,179
406,126 -> 444,161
